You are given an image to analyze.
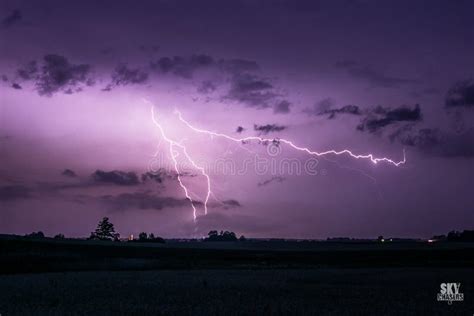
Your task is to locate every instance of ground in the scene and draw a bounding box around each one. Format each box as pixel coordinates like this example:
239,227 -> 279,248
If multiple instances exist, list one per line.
0,236 -> 473,315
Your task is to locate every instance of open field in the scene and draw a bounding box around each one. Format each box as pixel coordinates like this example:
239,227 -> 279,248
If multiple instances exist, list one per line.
1,236 -> 474,315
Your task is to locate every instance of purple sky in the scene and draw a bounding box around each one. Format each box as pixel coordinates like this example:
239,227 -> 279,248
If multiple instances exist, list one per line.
1,0 -> 473,238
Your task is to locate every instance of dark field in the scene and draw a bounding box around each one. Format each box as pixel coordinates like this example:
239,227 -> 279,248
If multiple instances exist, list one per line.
1,236 -> 473,315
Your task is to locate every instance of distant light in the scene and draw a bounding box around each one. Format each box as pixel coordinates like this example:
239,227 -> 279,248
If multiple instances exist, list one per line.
428,239 -> 434,243
381,238 -> 385,242
129,234 -> 134,241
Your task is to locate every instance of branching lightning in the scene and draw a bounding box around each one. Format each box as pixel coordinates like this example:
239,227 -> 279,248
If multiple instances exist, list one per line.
148,101 -> 406,221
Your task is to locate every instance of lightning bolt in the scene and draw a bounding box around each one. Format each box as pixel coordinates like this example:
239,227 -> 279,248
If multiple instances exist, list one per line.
149,101 -> 406,221
151,107 -> 205,220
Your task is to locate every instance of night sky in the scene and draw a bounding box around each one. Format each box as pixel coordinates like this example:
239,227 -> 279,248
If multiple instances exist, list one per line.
1,0 -> 473,238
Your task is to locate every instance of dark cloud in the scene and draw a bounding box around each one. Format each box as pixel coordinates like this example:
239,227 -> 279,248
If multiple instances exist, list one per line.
317,105 -> 361,119
303,97 -> 335,116
445,79 -> 474,108
11,83 -> 21,89
197,80 -> 216,94
257,176 -> 285,187
92,170 -> 140,186
62,169 -> 77,177
221,199 -> 241,208
357,104 -> 422,133
141,169 -> 193,183
335,60 -> 418,88
141,171 -> 164,183
142,170 -> 174,183
274,100 -> 291,114
254,123 -> 286,135
104,64 -> 148,91
33,54 -> 93,96
101,192 -> 190,211
1,75 -> 8,82
0,185 -> 31,201
225,73 -> 277,108
236,126 -> 245,133
150,54 -> 214,79
2,9 -> 21,29
150,55 -> 259,79
394,128 -> 474,158
149,54 -> 283,111
17,61 -> 38,80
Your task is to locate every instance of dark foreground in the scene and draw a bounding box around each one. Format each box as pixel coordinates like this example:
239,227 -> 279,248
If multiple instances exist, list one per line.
1,237 -> 473,315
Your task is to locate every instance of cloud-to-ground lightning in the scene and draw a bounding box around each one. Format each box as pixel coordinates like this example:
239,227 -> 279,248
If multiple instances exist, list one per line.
149,101 -> 406,221
151,106 -> 211,220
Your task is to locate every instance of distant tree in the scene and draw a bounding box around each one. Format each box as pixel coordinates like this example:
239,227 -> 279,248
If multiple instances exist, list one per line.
205,230 -> 238,242
26,231 -> 45,239
150,235 -> 165,243
447,230 -> 461,242
89,217 -> 118,241
447,230 -> 474,242
54,233 -> 65,239
239,235 -> 246,242
138,232 -> 148,241
377,235 -> 384,242
129,232 -> 165,243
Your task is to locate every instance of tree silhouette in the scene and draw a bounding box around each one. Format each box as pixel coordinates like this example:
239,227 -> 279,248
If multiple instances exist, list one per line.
54,233 -> 65,239
26,231 -> 45,239
89,217 -> 119,241
138,232 -> 148,241
205,230 -> 238,241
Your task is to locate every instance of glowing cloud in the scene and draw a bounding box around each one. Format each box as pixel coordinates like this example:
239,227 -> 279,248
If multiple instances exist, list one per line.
148,101 -> 406,221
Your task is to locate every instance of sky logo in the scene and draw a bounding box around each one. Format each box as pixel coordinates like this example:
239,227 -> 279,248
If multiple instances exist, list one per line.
437,283 -> 464,304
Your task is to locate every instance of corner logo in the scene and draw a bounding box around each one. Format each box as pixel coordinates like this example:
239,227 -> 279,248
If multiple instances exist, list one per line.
437,283 -> 464,304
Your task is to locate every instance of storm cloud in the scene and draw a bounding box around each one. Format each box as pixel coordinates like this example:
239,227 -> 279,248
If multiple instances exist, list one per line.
150,54 -> 214,79
445,79 -> 474,108
317,105 -> 361,119
103,64 -> 148,91
32,54 -> 94,96
2,9 -> 21,29
357,104 -> 422,133
253,124 -> 287,135
92,170 -> 140,186
225,74 -> 277,109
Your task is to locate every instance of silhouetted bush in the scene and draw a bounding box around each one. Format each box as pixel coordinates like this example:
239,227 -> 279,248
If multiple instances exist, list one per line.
54,234 -> 65,239
139,232 -> 148,241
205,230 -> 238,242
131,232 -> 165,243
26,231 -> 45,239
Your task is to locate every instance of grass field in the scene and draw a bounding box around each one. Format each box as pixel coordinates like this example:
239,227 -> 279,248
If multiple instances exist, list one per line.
1,236 -> 473,315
